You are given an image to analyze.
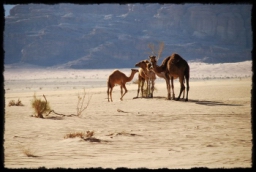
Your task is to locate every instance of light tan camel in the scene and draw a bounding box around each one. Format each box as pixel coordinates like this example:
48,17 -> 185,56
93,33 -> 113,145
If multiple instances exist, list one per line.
135,60 -> 156,98
107,69 -> 138,102
149,53 -> 190,101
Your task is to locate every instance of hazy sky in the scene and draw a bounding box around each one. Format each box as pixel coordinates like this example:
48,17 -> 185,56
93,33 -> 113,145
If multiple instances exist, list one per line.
4,5 -> 16,16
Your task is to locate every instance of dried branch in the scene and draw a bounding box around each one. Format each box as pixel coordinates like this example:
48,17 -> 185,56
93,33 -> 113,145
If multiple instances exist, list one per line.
148,43 -> 156,56
157,42 -> 165,60
40,94 -> 47,117
76,89 -> 92,117
46,110 -> 77,117
41,89 -> 92,118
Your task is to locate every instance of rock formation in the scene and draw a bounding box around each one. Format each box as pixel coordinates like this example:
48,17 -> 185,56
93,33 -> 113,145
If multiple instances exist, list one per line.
4,3 -> 252,68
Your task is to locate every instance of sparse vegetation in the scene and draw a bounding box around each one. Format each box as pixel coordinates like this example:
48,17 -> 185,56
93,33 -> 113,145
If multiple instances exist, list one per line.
8,99 -> 24,106
76,89 -> 92,117
64,130 -> 102,142
142,81 -> 157,97
64,130 -> 94,139
31,93 -> 51,118
43,89 -> 92,118
133,79 -> 157,97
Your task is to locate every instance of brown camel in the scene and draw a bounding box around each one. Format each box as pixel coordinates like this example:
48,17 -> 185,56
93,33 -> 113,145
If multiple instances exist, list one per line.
107,69 -> 138,102
149,53 -> 190,101
135,60 -> 156,98
149,56 -> 185,100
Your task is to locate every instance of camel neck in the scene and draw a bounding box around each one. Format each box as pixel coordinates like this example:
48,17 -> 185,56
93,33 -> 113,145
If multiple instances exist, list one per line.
152,63 -> 165,73
126,71 -> 136,82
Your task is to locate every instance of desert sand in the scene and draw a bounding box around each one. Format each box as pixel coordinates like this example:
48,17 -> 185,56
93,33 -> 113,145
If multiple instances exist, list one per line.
4,61 -> 252,169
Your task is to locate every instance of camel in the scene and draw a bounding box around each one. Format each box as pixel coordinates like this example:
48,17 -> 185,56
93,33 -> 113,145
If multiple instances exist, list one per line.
107,69 -> 138,102
149,53 -> 190,101
148,56 -> 185,100
135,60 -> 156,98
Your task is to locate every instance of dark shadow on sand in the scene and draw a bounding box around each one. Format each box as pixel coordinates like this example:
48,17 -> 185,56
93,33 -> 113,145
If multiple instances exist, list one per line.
185,99 -> 243,107
133,96 -> 166,100
133,96 -> 243,107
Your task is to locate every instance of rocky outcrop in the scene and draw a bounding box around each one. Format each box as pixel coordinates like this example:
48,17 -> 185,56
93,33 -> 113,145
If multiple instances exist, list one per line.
4,3 -> 252,68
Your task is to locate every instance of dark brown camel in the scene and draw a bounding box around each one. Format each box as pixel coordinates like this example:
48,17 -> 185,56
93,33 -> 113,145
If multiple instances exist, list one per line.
149,53 -> 190,101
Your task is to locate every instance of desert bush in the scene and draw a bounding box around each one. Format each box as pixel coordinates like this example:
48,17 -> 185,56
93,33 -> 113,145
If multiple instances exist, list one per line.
8,99 -> 24,106
31,93 -> 51,118
64,130 -> 94,139
142,81 -> 157,97
42,89 -> 92,118
76,89 -> 92,117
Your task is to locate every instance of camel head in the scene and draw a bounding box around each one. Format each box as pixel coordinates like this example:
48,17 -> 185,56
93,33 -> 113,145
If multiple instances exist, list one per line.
149,55 -> 157,65
135,60 -> 150,70
131,69 -> 139,73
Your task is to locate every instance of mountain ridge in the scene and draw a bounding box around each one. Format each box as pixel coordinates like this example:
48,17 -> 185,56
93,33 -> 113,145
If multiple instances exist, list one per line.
4,3 -> 252,69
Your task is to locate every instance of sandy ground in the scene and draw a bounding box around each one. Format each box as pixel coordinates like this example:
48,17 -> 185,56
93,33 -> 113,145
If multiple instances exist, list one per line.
3,61 -> 252,169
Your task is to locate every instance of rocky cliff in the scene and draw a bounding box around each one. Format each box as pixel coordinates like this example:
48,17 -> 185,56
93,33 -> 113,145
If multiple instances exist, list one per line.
4,3 -> 252,69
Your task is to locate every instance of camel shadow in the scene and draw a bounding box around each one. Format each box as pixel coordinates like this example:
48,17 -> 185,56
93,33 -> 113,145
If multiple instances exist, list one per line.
133,96 -> 165,100
133,97 -> 243,106
188,99 -> 243,107
142,97 -> 242,106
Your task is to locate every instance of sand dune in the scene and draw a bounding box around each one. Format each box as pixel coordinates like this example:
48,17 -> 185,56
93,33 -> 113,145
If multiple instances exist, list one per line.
4,61 -> 252,169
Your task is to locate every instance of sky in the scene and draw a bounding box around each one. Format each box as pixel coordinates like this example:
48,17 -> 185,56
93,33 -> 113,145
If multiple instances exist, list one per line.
4,5 -> 16,16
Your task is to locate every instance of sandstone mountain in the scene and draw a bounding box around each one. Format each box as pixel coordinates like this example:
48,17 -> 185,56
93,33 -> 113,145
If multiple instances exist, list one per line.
4,3 -> 252,69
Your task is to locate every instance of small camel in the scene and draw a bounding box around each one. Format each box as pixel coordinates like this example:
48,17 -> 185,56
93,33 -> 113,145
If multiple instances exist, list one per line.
149,54 -> 190,101
107,69 -> 138,102
135,60 -> 156,98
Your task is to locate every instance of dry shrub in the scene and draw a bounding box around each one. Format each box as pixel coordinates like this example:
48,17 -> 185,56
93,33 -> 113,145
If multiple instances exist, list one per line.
64,130 -> 94,139
76,89 -> 92,117
8,100 -> 16,106
31,93 -> 51,118
133,79 -> 157,97
142,82 -> 157,97
8,99 -> 24,106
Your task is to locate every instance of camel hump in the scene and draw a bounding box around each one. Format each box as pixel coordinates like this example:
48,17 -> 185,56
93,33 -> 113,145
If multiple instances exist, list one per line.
170,53 -> 186,64
161,56 -> 171,68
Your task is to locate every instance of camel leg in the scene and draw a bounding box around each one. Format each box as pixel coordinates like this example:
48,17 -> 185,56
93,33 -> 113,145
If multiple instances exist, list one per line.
185,74 -> 189,102
141,80 -> 145,97
149,79 -> 152,98
137,79 -> 141,98
110,87 -> 113,102
149,79 -> 153,98
182,78 -> 185,99
164,73 -> 171,100
176,76 -> 185,101
151,80 -> 154,98
147,79 -> 150,98
120,84 -> 128,101
182,77 -> 185,99
107,87 -> 110,102
165,78 -> 171,100
120,85 -> 123,99
171,77 -> 175,100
